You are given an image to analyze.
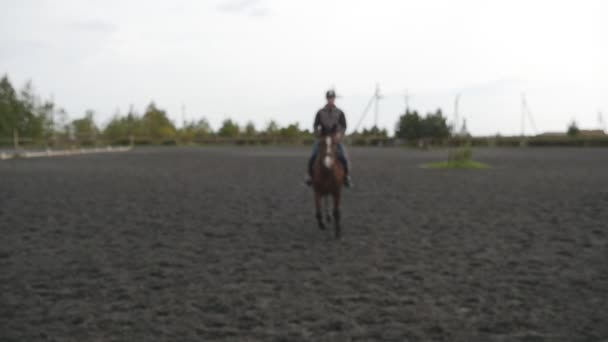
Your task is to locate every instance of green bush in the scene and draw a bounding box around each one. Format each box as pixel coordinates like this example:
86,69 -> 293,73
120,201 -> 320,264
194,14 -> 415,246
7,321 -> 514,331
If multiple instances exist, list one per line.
424,144 -> 489,169
448,144 -> 473,163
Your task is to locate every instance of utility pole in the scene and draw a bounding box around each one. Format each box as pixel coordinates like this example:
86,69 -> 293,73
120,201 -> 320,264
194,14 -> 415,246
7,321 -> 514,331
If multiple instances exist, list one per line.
353,84 -> 383,133
404,89 -> 410,113
460,118 -> 468,136
374,83 -> 382,128
453,93 -> 461,136
521,93 -> 538,136
521,93 -> 526,137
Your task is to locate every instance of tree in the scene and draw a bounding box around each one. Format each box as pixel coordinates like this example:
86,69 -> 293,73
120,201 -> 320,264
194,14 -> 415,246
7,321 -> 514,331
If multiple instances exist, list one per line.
280,122 -> 301,138
567,120 -> 579,137
218,118 -> 240,137
420,109 -> 450,140
360,125 -> 388,138
264,120 -> 279,136
72,110 -> 99,140
192,118 -> 212,137
56,108 -> 71,138
244,121 -> 257,137
395,108 -> 450,142
18,81 -> 44,138
0,75 -> 52,141
103,108 -> 139,141
124,107 -> 144,137
395,109 -> 422,141
142,102 -> 176,140
0,75 -> 19,138
104,114 -> 128,141
38,100 -> 56,139
179,117 -> 213,142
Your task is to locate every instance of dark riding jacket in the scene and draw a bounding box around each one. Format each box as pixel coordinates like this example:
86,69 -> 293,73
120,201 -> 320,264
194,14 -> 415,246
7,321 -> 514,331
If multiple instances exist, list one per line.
313,104 -> 347,137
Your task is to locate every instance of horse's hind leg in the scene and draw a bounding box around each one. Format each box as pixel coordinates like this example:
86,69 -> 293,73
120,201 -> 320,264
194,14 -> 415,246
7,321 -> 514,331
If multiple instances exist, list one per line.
315,192 -> 325,230
324,196 -> 332,223
333,192 -> 341,239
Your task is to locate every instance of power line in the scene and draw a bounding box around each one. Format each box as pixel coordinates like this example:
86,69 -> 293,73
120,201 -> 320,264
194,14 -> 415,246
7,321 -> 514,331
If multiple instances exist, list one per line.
354,96 -> 375,132
353,84 -> 383,132
521,93 -> 538,136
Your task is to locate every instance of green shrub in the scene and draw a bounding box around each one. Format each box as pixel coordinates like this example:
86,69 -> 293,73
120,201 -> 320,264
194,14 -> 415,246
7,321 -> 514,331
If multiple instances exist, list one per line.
424,144 -> 489,169
448,144 -> 473,164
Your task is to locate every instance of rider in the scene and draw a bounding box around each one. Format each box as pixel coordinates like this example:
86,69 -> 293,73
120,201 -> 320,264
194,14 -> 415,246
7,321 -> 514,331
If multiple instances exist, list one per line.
305,89 -> 352,187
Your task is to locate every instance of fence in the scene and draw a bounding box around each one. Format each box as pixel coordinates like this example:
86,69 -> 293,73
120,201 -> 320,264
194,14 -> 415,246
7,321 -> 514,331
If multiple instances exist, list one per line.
0,133 -> 133,160
0,136 -> 124,151
2,134 -> 608,150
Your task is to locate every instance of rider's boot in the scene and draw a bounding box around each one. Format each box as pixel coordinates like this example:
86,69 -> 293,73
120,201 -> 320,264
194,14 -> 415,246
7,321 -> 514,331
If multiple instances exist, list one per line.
342,158 -> 353,188
305,174 -> 313,186
305,157 -> 314,186
344,174 -> 353,188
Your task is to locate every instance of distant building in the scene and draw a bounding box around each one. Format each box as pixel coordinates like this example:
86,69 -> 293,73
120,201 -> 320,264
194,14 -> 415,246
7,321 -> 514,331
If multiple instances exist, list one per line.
537,132 -> 567,137
579,129 -> 606,137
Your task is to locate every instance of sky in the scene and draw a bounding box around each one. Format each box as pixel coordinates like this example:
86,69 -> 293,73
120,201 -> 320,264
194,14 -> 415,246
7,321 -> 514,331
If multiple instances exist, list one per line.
1,0 -> 606,136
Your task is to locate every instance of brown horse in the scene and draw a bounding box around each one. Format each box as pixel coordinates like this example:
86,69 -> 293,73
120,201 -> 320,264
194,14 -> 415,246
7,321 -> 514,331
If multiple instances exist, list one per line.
312,134 -> 345,238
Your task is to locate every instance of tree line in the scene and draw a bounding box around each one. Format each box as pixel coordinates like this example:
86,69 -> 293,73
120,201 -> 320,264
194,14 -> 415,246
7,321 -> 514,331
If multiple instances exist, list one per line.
0,73 -> 465,146
0,74 -> 407,146
394,109 -> 452,143
6,73 -> 597,147
0,74 -> 321,144
0,75 -> 57,141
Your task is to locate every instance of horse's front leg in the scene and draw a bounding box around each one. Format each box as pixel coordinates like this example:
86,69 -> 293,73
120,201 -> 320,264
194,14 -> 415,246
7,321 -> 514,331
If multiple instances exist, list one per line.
315,191 -> 325,230
333,191 -> 341,239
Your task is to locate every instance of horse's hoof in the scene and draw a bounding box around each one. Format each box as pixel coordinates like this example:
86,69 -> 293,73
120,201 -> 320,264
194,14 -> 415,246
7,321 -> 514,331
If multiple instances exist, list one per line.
318,223 -> 326,230
325,215 -> 332,223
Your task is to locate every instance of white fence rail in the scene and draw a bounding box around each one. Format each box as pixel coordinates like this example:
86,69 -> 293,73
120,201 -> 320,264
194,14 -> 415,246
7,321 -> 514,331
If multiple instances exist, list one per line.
0,146 -> 132,161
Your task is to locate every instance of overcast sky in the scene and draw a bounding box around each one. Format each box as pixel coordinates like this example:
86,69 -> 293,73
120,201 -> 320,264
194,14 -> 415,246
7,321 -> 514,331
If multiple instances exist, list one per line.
1,0 -> 606,135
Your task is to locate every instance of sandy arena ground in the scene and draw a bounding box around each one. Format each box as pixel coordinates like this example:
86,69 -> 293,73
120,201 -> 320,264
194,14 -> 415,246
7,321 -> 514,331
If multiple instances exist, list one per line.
1,147 -> 607,341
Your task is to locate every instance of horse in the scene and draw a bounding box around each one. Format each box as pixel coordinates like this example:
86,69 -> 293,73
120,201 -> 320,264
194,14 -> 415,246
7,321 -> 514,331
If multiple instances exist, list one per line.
312,133 -> 345,239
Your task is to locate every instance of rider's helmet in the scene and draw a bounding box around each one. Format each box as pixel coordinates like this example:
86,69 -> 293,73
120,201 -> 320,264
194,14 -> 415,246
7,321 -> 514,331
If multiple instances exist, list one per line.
325,89 -> 336,99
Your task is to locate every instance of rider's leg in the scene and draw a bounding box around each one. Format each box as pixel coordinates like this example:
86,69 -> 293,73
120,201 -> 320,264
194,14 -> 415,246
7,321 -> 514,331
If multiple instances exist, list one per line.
336,143 -> 349,174
337,143 -> 352,187
306,140 -> 320,183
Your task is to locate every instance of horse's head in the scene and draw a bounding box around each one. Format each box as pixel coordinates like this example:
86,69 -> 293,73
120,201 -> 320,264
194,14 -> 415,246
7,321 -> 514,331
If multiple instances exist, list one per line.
319,134 -> 339,170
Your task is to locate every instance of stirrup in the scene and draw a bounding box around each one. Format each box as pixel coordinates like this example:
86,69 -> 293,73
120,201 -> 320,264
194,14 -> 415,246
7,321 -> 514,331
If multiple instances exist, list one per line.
304,175 -> 313,186
344,175 -> 353,188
